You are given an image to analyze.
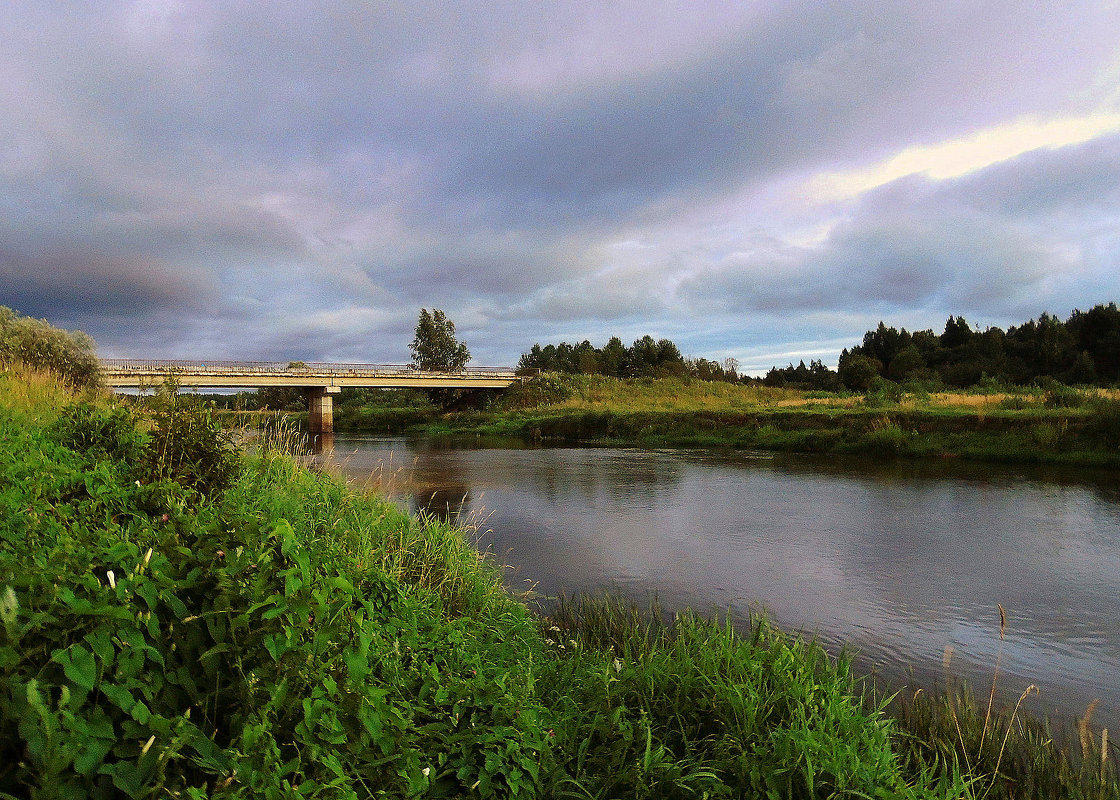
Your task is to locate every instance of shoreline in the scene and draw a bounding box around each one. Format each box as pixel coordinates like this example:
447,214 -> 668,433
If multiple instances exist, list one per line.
330,404 -> 1120,470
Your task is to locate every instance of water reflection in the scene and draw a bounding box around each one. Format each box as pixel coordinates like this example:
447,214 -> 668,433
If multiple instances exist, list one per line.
309,432 -> 334,455
320,435 -> 1120,731
411,486 -> 472,523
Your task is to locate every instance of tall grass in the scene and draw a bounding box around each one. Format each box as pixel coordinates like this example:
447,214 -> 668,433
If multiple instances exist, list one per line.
884,609 -> 1117,800
542,595 -> 968,799
0,361 -> 94,423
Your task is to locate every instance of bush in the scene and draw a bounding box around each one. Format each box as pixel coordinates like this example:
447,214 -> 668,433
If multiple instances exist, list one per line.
2,386 -> 548,798
860,421 -> 911,454
142,384 -> 241,498
49,402 -> 145,465
863,377 -> 904,407
1086,395 -> 1120,448
498,372 -> 574,409
0,306 -> 102,391
1038,378 -> 1086,409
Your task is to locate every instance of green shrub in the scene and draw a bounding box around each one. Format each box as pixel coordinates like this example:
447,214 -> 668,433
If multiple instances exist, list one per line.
1031,421 -> 1067,449
498,372 -> 574,409
2,391 -> 549,798
0,306 -> 102,391
860,422 -> 911,454
142,385 -> 241,498
1039,378 -> 1085,409
1087,395 -> 1120,448
49,402 -> 145,465
999,395 -> 1033,410
975,373 -> 1006,394
863,377 -> 904,408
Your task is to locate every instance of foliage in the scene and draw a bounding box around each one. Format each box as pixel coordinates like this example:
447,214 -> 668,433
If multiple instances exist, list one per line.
517,335 -> 738,382
840,302 -> 1120,390
409,308 -> 470,372
496,372 -> 575,409
543,596 -> 953,799
764,358 -> 839,390
49,402 -> 146,465
142,383 -> 241,498
1,377 -> 545,798
838,353 -> 883,391
0,306 -> 102,391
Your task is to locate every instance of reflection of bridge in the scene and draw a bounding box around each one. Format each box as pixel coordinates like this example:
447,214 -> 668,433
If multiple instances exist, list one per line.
99,359 -> 519,434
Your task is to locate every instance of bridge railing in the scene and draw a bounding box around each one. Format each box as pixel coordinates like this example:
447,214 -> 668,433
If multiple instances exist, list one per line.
98,359 -> 518,378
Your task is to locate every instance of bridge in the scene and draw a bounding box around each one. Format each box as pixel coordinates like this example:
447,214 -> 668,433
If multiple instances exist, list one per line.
99,359 -> 520,434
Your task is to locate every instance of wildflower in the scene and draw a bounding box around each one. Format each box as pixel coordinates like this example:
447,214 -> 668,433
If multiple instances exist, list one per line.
143,547 -> 153,567
107,570 -> 116,589
141,735 -> 156,754
422,767 -> 431,778
160,513 -> 169,523
613,658 -> 623,674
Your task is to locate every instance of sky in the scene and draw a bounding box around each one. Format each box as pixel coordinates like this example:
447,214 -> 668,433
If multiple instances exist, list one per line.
2,1 -> 1120,373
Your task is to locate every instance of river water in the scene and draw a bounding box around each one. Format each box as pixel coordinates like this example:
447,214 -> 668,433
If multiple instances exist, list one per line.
320,434 -> 1120,731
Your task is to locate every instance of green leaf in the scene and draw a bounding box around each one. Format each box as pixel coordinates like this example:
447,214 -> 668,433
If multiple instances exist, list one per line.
56,644 -> 97,690
73,736 -> 115,776
100,682 -> 136,713
130,700 -> 151,724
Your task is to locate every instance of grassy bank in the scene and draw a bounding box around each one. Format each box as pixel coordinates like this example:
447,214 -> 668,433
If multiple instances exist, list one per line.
336,374 -> 1120,468
2,364 -> 1116,798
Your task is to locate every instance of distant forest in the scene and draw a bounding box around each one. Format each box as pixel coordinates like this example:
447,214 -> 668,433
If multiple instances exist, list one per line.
517,335 -> 740,382
520,302 -> 1120,391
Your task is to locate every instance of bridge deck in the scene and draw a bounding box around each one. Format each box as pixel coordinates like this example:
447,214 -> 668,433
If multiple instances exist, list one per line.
100,359 -> 520,389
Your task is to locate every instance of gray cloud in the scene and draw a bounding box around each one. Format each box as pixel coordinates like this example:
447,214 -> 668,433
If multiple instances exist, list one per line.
2,1 -> 1119,366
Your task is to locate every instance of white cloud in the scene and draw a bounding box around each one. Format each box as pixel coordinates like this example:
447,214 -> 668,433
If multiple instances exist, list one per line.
808,113 -> 1120,202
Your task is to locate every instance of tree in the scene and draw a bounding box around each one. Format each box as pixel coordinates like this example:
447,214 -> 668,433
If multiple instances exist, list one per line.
0,305 -> 101,389
409,309 -> 471,371
838,352 -> 883,391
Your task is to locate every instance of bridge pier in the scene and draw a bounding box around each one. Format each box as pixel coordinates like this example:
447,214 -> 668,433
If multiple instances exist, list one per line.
306,386 -> 341,434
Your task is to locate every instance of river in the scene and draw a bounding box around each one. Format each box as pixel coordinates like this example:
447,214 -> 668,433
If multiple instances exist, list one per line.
318,434 -> 1120,732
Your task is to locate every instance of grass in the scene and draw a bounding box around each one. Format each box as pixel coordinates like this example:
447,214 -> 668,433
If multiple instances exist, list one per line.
3,363 -> 1118,797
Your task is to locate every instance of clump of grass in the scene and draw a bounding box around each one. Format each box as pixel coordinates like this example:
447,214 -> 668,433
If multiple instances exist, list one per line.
542,594 -> 950,798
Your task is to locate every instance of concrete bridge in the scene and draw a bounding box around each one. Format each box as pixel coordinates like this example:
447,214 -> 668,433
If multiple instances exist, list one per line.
100,359 -> 520,434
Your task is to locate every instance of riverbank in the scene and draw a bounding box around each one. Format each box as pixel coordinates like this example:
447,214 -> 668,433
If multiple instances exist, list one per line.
3,364 -> 1116,798
335,374 -> 1120,469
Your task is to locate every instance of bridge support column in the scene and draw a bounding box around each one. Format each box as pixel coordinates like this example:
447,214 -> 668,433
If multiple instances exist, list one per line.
306,386 -> 341,434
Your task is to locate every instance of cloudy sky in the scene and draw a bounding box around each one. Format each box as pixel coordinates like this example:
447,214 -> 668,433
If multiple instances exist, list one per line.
3,1 -> 1119,372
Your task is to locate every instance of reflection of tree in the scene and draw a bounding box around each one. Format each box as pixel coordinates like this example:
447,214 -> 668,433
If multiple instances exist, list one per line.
521,449 -> 683,506
411,485 -> 471,524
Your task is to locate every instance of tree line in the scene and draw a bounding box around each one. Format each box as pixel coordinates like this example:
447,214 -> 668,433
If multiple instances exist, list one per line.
517,335 -> 741,381
765,302 -> 1120,390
